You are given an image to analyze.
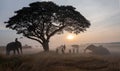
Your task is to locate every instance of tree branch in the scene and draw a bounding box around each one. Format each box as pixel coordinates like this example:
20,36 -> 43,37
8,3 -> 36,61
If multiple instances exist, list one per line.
46,22 -> 52,37
48,25 -> 66,39
34,30 -> 45,40
25,36 -> 43,44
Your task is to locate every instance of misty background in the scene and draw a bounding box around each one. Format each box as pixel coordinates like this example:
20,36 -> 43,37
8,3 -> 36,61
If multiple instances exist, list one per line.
0,0 -> 120,54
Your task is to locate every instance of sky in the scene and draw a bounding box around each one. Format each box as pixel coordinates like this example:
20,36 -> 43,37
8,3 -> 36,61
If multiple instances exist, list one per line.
0,0 -> 120,48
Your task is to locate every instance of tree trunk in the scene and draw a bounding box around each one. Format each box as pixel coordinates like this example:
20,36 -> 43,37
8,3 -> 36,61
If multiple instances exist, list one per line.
42,40 -> 49,52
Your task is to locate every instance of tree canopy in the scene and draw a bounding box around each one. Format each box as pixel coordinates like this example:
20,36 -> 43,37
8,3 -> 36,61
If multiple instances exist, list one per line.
5,1 -> 91,51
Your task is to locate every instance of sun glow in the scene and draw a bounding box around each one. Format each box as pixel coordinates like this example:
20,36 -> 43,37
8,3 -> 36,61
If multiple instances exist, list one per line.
67,34 -> 75,40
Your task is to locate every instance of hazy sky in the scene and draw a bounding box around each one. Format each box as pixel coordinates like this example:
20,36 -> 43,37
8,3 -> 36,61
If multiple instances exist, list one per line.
0,0 -> 120,48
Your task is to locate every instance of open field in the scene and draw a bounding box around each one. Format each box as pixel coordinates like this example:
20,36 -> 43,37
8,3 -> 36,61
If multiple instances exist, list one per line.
0,51 -> 120,71
0,43 -> 120,71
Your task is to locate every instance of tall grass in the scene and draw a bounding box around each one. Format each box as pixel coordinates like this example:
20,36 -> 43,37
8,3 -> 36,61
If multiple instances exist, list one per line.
0,52 -> 120,71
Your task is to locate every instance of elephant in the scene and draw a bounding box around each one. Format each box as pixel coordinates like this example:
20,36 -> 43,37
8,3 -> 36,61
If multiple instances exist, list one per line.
6,40 -> 22,55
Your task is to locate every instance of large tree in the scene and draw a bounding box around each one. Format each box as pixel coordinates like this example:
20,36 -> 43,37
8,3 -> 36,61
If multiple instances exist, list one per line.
5,1 -> 90,51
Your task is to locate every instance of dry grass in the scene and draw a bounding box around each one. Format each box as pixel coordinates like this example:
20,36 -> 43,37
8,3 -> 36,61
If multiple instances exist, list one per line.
0,51 -> 120,71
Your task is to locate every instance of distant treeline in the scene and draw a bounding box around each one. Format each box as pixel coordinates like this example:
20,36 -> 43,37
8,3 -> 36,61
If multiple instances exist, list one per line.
0,44 -> 32,49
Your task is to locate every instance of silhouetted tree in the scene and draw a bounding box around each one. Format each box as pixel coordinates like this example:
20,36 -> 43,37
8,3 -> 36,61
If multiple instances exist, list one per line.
5,1 -> 90,51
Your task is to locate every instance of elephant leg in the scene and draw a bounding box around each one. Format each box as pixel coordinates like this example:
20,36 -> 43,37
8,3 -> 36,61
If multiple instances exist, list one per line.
13,50 -> 16,55
16,49 -> 20,54
18,47 -> 22,54
20,48 -> 22,54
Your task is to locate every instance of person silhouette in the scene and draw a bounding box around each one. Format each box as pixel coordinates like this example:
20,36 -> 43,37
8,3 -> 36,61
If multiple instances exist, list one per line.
15,38 -> 18,42
62,44 -> 66,54
15,38 -> 22,54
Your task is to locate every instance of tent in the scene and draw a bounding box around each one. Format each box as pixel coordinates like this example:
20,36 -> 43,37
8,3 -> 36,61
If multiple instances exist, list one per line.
84,44 -> 110,55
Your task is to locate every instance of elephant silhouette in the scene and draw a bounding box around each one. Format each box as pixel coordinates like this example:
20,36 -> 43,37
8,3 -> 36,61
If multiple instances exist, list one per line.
6,38 -> 22,55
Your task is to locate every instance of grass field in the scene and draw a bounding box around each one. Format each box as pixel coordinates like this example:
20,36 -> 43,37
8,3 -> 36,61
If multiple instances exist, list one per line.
0,51 -> 120,71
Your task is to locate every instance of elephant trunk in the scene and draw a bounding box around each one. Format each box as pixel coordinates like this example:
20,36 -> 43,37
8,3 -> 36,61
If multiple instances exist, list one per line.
20,47 -> 22,54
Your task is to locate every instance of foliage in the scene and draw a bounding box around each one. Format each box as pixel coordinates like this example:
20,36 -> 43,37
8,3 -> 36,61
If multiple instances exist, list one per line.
5,1 -> 90,51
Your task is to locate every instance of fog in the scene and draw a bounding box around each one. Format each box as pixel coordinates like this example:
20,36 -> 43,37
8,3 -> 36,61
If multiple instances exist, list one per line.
0,43 -> 120,56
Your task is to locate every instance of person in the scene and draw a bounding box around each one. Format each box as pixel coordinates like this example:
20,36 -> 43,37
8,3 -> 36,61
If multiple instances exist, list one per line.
69,49 -> 71,53
15,38 -> 18,42
15,38 -> 22,54
62,44 -> 66,54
